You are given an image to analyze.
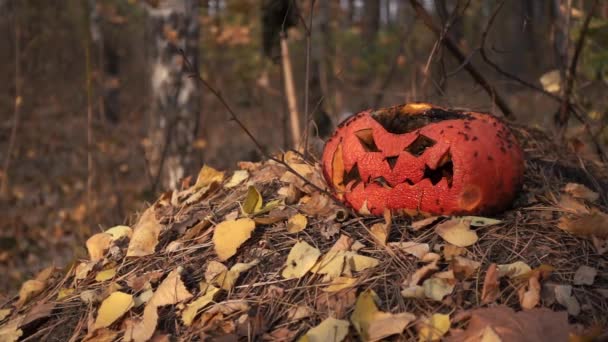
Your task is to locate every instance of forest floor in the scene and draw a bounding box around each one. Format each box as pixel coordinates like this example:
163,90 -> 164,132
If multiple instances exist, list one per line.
0,117 -> 606,341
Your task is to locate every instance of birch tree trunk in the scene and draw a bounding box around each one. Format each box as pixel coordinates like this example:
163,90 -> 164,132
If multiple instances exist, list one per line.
145,0 -> 200,191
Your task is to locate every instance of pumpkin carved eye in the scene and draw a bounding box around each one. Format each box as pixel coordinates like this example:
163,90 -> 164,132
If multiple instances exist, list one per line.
405,134 -> 436,156
423,151 -> 453,187
354,129 -> 380,152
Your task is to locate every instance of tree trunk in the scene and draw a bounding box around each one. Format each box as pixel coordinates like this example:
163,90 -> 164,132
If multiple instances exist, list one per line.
362,0 -> 380,42
145,0 -> 200,191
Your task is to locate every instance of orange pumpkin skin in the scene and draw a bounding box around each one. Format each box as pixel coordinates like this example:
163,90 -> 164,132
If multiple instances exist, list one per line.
322,103 -> 524,216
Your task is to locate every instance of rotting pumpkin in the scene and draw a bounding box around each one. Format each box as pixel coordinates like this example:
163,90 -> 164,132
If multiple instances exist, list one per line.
321,103 -> 524,216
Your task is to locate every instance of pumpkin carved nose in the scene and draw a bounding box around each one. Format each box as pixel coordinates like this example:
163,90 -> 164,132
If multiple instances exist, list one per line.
322,103 -> 524,216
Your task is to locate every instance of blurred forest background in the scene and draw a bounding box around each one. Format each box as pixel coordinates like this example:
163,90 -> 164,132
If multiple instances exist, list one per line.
0,0 -> 607,294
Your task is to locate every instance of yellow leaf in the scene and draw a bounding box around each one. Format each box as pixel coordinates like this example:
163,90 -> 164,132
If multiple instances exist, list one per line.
105,225 -> 133,240
323,276 -> 357,292
422,278 -> 454,301
16,280 -> 45,307
213,218 -> 256,261
147,267 -> 193,307
126,207 -> 162,257
131,268 -> 193,341
92,291 -> 134,331
287,305 -> 314,321
181,284 -> 220,326
287,213 -> 308,233
298,317 -> 350,342
345,252 -> 379,272
452,256 -> 481,280
86,233 -> 112,262
0,318 -> 22,342
400,285 -> 425,298
388,242 -> 429,259
242,185 -> 263,215
310,250 -> 345,279
435,218 -> 478,247
497,261 -> 531,279
75,261 -> 95,280
210,260 -> 259,291
461,216 -> 502,227
282,241 -> 321,279
225,170 -> 249,188
0,308 -> 11,321
351,289 -> 416,341
417,313 -> 450,342
539,70 -> 561,93
194,165 -> 224,189
95,267 -> 117,282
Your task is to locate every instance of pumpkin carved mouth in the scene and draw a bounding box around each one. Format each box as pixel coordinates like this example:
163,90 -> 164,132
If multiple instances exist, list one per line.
323,103 -> 524,216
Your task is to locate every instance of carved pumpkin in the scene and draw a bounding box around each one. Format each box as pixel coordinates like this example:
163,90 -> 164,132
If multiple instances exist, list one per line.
322,103 -> 524,216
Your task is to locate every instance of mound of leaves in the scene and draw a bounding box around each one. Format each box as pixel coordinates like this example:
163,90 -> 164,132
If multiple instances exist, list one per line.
0,128 -> 607,342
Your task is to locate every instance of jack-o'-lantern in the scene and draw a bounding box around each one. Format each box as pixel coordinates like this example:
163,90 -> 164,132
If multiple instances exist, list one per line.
322,103 -> 524,216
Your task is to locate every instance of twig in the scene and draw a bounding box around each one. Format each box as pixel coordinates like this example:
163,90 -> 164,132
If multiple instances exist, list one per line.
180,50 -> 352,212
555,0 -> 599,135
280,34 -> 301,149
1,10 -> 21,198
302,0 -> 315,158
408,0 -> 514,119
480,0 -> 561,102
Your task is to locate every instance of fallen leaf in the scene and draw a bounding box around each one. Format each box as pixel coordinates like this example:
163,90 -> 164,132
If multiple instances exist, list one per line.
557,210 -> 608,238
411,216 -> 441,231
518,273 -> 541,310
131,268 -> 193,341
93,291 -> 134,330
225,170 -> 249,188
126,207 -> 162,257
539,69 -> 561,93
481,263 -> 500,304
83,328 -> 120,342
389,242 -> 429,259
105,225 -> 133,240
211,260 -> 259,291
181,284 -> 220,326
242,185 -> 263,215
311,250 -> 345,279
417,313 -> 450,342
558,194 -> 590,214
95,267 -> 117,282
554,285 -> 580,316
445,306 -> 571,342
573,265 -> 597,285
497,261 -> 531,279
213,218 -> 256,261
194,165 -> 224,189
345,252 -> 380,272
323,277 -> 357,292
422,278 -> 455,301
400,286 -> 425,299
16,266 -> 54,307
442,244 -> 465,261
405,260 -> 439,287
370,209 -> 392,246
86,233 -> 113,262
287,305 -> 313,321
461,216 -> 502,227
0,318 -> 22,342
282,241 -> 321,279
564,183 -> 599,202
287,213 -> 308,233
452,256 -> 481,280
298,317 -> 350,342
435,218 -> 478,247
350,289 -> 416,341
0,309 -> 11,321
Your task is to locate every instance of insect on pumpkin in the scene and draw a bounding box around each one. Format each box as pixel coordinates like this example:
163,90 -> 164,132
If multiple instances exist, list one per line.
321,103 -> 525,216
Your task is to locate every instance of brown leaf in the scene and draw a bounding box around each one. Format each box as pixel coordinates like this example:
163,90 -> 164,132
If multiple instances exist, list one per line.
557,210 -> 608,238
563,183 -> 599,202
445,306 -> 571,342
481,263 -> 500,304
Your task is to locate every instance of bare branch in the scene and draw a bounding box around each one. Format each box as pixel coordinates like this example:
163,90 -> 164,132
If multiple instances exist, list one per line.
408,0 -> 514,119
180,50 -> 352,212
